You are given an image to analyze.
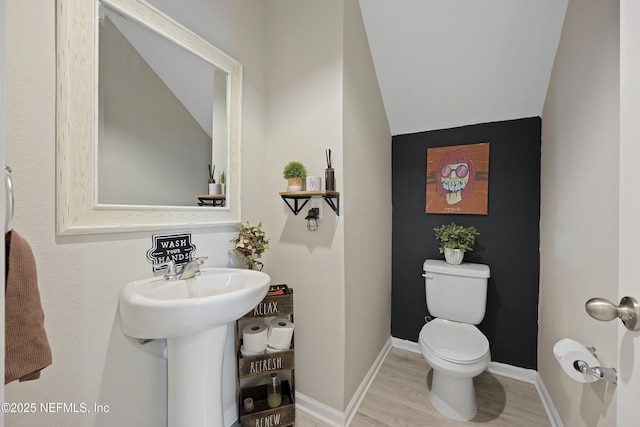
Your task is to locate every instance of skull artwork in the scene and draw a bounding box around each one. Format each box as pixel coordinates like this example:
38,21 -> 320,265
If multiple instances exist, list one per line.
435,150 -> 476,205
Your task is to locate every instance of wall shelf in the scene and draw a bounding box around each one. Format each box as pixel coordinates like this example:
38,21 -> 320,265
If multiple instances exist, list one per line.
195,194 -> 225,207
279,191 -> 340,216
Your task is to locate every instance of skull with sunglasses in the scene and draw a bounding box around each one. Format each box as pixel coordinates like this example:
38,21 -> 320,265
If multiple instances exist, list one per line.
435,150 -> 476,205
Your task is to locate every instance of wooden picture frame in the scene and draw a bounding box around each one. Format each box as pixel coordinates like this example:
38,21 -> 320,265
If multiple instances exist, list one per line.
426,143 -> 490,215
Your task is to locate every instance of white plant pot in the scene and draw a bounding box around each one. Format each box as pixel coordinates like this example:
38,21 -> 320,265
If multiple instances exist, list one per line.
444,248 -> 464,265
208,183 -> 222,195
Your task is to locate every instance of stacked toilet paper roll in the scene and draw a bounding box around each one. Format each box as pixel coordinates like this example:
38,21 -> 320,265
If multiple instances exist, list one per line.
242,321 -> 268,356
267,317 -> 295,352
553,338 -> 599,383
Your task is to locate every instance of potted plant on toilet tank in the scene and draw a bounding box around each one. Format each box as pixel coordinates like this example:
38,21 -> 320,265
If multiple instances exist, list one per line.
434,222 -> 479,265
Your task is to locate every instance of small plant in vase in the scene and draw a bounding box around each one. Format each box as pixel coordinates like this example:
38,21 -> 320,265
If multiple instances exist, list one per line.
220,171 -> 226,194
230,221 -> 270,270
433,222 -> 479,265
283,161 -> 307,191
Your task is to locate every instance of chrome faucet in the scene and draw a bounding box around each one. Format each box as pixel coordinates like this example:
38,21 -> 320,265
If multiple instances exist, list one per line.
158,257 -> 208,281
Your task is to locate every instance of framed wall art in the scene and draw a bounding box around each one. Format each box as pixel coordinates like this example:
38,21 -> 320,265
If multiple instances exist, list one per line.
426,142 -> 490,215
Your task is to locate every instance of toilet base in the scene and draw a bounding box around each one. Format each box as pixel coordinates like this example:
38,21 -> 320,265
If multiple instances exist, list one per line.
430,369 -> 477,421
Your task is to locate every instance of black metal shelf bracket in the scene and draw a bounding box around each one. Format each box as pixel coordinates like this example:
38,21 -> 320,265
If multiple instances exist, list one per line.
281,196 -> 310,216
280,193 -> 340,216
322,195 -> 339,216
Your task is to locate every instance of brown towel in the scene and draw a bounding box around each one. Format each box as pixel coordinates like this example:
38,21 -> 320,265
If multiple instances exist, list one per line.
5,230 -> 52,384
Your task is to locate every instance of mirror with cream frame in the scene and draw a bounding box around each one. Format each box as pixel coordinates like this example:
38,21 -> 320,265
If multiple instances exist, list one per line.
56,0 -> 242,235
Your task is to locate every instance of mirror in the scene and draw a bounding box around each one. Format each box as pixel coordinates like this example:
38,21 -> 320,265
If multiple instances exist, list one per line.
56,0 -> 242,235
98,3 -> 229,206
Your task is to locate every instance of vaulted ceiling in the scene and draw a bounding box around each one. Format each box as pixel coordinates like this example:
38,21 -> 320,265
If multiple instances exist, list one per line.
359,0 -> 568,136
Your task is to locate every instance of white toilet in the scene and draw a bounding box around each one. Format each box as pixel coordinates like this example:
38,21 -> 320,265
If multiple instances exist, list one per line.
419,259 -> 491,421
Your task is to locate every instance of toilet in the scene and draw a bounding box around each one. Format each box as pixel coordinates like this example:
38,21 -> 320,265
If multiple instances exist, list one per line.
419,259 -> 491,421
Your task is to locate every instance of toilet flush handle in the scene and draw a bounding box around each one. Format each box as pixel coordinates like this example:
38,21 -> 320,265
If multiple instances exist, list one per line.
585,296 -> 640,331
422,273 -> 433,279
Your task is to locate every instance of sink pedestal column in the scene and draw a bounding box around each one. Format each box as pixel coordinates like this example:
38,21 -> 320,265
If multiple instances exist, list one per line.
166,324 -> 228,427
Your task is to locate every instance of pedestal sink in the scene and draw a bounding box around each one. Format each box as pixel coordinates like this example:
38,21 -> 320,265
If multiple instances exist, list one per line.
119,268 -> 270,427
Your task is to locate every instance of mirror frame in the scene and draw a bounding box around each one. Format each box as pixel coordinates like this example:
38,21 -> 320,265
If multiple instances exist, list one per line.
56,0 -> 242,235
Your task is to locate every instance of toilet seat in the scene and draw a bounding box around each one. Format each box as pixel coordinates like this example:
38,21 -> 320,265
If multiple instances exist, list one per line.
420,318 -> 489,364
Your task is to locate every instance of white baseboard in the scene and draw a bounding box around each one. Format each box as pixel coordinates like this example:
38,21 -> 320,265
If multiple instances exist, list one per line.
344,337 -> 393,425
535,372 -> 563,427
296,336 -> 393,427
391,336 -> 421,354
487,361 -> 537,384
391,337 -> 561,426
295,393 -> 345,427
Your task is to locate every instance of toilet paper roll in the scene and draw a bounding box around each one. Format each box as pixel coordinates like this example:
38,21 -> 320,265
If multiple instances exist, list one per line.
267,317 -> 295,350
553,338 -> 599,383
241,345 -> 265,357
266,346 -> 281,354
243,321 -> 268,354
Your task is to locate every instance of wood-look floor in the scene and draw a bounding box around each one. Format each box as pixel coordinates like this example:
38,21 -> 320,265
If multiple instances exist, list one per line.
296,348 -> 550,427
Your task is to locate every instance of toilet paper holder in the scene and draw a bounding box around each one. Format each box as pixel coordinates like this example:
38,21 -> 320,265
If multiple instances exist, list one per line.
573,347 -> 617,384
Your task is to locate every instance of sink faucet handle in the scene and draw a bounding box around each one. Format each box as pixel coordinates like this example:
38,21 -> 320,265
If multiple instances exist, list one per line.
192,256 -> 208,265
157,259 -> 177,272
157,260 -> 181,280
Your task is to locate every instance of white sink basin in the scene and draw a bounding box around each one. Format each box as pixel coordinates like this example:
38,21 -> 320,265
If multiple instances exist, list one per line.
120,267 -> 270,339
119,267 -> 270,426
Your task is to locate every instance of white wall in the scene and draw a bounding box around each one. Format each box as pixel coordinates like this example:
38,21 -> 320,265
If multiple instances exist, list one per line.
263,1 -> 392,416
264,0 -> 348,412
4,1 -> 266,426
343,0 -> 391,410
540,0 -> 619,425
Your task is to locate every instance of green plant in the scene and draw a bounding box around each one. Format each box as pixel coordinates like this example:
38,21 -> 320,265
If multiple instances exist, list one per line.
230,221 -> 270,269
220,171 -> 226,185
283,161 -> 307,180
433,222 -> 479,253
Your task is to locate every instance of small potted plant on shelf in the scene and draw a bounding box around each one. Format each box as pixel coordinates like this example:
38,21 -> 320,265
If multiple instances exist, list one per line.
433,222 -> 479,265
230,221 -> 270,270
219,171 -> 226,194
283,161 -> 307,191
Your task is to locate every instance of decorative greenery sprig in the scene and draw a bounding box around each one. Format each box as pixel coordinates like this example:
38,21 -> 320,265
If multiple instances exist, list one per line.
434,222 -> 479,253
283,161 -> 307,179
230,221 -> 270,268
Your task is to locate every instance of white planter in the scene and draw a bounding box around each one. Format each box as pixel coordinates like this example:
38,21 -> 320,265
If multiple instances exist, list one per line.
444,248 -> 464,265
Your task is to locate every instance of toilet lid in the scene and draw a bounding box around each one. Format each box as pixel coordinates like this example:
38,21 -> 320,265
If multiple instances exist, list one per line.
421,318 -> 489,364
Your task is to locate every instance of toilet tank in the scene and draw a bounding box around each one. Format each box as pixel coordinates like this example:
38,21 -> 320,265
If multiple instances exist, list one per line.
423,259 -> 490,325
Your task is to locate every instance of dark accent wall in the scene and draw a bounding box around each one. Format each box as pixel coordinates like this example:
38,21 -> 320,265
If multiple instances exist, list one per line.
392,117 -> 541,369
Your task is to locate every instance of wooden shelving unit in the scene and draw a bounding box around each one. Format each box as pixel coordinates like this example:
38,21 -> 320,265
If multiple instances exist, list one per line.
235,285 -> 295,427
